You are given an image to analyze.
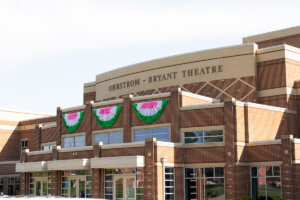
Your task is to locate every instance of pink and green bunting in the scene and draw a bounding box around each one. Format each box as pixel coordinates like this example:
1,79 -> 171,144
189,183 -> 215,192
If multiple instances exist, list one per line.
133,100 -> 168,123
62,111 -> 84,133
93,106 -> 122,128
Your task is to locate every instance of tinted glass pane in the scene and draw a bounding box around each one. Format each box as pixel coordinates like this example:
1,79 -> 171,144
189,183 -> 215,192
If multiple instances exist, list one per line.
266,166 -> 273,176
204,136 -> 223,143
109,138 -> 123,144
185,179 -> 196,200
203,130 -> 223,136
134,129 -> 151,136
251,167 -> 258,177
153,127 -> 169,134
185,168 -> 196,178
257,177 -> 266,199
204,178 -> 224,199
153,133 -> 169,141
165,174 -> 174,180
43,146 -> 49,151
135,135 -> 151,142
185,132 -> 200,137
94,133 -> 108,140
273,166 -> 280,176
205,168 -> 214,177
185,137 -> 203,144
109,131 -> 122,138
75,136 -> 85,147
258,166 -> 266,177
215,167 -> 224,177
64,137 -> 74,148
165,168 -> 174,173
266,177 -> 281,199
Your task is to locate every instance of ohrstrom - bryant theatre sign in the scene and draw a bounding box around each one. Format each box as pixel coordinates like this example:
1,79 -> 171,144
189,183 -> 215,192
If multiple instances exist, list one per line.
95,52 -> 256,101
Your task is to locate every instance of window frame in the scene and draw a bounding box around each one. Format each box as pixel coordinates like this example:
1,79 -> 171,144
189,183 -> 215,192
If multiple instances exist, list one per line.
250,165 -> 282,200
92,128 -> 123,145
21,139 -> 28,149
165,167 -> 175,200
132,123 -> 171,143
181,126 -> 225,145
41,142 -> 56,151
61,132 -> 86,148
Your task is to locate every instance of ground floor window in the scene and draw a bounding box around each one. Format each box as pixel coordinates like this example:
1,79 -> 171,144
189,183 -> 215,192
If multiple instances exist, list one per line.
61,170 -> 92,198
165,168 -> 174,200
0,177 -> 3,195
105,168 -> 144,200
29,172 -> 52,196
7,176 -> 20,196
185,167 -> 225,200
251,166 -> 281,200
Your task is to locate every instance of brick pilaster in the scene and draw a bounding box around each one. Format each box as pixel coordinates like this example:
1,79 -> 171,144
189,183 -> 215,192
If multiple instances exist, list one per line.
86,102 -> 93,146
3,177 -> 7,195
56,107 -> 62,146
123,95 -> 132,143
224,98 -> 237,200
52,146 -> 60,160
144,138 -> 156,200
20,172 -> 29,195
92,169 -> 104,198
170,88 -> 181,143
281,134 -> 295,200
35,125 -> 42,150
93,142 -> 102,158
174,167 -> 184,199
51,171 -> 61,196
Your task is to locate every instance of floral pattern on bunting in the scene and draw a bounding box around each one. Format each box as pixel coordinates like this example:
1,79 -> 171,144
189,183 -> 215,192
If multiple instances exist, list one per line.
133,100 -> 168,123
93,106 -> 122,128
62,111 -> 84,133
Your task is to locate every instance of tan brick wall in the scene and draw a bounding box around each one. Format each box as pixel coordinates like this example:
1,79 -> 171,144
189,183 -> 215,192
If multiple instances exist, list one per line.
181,95 -> 211,106
83,92 -> 96,104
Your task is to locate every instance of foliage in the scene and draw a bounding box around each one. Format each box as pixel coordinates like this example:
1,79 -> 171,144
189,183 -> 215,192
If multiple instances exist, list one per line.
236,197 -> 253,200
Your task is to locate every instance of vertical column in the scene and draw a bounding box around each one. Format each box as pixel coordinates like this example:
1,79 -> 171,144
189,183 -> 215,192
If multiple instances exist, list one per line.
3,177 -> 7,195
174,167 -> 184,199
35,125 -> 42,150
56,107 -> 63,146
20,173 -> 29,195
52,146 -> 60,160
86,101 -> 93,146
144,138 -> 156,200
224,98 -> 237,200
123,95 -> 132,143
281,135 -> 295,200
51,171 -> 61,196
170,88 -> 181,143
92,142 -> 104,198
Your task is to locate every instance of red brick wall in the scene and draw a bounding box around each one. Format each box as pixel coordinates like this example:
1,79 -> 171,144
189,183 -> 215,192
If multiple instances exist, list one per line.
256,34 -> 300,49
41,127 -> 59,144
0,164 -> 16,175
183,147 -> 226,163
83,92 -> 96,104
247,145 -> 282,162
0,130 -> 21,161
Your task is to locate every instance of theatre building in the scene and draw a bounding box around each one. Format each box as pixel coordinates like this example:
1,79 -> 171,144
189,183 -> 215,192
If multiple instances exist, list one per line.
3,26 -> 300,200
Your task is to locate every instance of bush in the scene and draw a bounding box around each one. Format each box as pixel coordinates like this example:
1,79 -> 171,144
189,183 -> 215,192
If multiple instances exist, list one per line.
236,197 -> 253,200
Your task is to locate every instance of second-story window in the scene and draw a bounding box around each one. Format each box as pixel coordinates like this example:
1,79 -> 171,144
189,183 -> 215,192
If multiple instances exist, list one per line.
42,144 -> 56,151
184,130 -> 223,144
63,135 -> 85,148
94,131 -> 123,144
21,140 -> 28,149
134,127 -> 170,142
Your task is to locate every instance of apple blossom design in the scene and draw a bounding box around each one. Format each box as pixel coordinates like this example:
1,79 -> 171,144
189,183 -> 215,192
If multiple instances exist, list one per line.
62,111 -> 84,132
133,100 -> 168,123
93,106 -> 122,128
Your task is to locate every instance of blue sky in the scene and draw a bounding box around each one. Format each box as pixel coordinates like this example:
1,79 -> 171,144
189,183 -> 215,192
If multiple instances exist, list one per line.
1,0 -> 300,114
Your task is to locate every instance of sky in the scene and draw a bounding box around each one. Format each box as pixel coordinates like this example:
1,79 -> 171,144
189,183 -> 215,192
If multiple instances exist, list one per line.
1,0 -> 300,114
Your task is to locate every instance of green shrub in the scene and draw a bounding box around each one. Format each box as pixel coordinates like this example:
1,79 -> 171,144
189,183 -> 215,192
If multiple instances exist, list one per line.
236,196 -> 253,200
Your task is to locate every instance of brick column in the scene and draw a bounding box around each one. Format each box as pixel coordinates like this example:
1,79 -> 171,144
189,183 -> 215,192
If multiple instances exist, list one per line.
20,173 -> 29,195
51,171 -> 61,196
92,142 -> 104,198
86,101 -> 93,146
224,98 -> 237,200
170,88 -> 181,143
35,125 -> 42,150
52,146 -> 60,160
123,95 -> 132,143
174,167 -> 184,199
56,107 -> 63,146
3,177 -> 7,195
281,135 -> 295,200
144,138 -> 156,200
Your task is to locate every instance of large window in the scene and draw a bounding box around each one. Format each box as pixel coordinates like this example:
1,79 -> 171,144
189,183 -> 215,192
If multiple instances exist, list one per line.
63,135 -> 85,148
7,176 -> 20,196
185,167 -> 225,200
251,166 -> 281,200
184,130 -> 223,144
0,177 -> 3,195
94,131 -> 123,144
165,168 -> 174,200
134,127 -> 169,142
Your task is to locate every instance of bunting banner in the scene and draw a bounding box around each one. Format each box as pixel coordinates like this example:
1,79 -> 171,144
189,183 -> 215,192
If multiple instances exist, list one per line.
133,100 -> 168,123
93,106 -> 122,128
62,111 -> 84,133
